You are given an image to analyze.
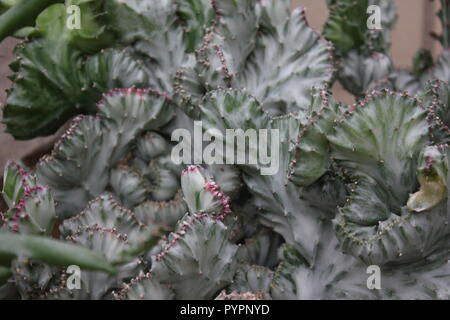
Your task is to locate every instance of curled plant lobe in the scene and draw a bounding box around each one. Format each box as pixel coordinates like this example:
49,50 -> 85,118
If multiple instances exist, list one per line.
426,50 -> 450,86
151,214 -> 239,300
328,91 -> 450,265
32,87 -> 202,268
323,0 -> 369,57
324,0 -> 397,57
119,164 -> 240,300
105,0 -> 213,93
175,0 -> 334,115
236,230 -> 283,269
323,0 -> 398,98
122,130 -> 191,228
0,0 -> 61,40
1,162 -> 56,235
180,164 -> 241,220
432,0 -> 450,49
288,88 -> 343,187
176,0 -> 216,53
338,51 -> 394,98
2,161 -> 37,213
385,51 -> 450,97
1,1 -> 127,139
3,45 -> 149,139
419,80 -> 450,145
228,264 -> 274,295
271,236 -> 373,300
36,89 -> 174,217
180,87 -> 335,263
3,0 -> 213,139
42,228 -> 133,300
407,146 -> 448,212
215,290 -> 271,300
330,92 -> 429,207
270,226 -> 450,299
242,113 -> 331,264
36,115 -> 105,216
181,165 -> 231,219
28,0 -> 114,53
9,259 -> 58,299
134,191 -> 187,229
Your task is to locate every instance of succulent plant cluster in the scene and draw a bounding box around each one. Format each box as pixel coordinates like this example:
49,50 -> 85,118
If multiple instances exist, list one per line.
1,0 -> 450,300
324,0 -> 450,98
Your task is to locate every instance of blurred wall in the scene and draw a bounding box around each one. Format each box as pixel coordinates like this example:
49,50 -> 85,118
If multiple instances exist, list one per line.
0,38 -> 55,172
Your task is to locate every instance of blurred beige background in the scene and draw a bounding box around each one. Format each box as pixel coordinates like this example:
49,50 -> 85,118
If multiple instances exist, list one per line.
0,0 -> 444,172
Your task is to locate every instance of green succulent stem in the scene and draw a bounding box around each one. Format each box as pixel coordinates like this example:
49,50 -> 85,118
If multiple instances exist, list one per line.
0,232 -> 116,274
0,0 -> 63,42
2,0 -> 450,301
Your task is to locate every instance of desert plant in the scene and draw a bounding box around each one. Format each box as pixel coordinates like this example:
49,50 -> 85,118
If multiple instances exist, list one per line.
1,0 -> 213,139
0,162 -> 119,298
2,0 -> 450,300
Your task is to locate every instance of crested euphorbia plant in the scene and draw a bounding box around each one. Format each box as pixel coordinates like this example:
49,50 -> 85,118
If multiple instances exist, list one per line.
323,0 -> 450,98
1,0 -> 450,300
1,0 -> 214,139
